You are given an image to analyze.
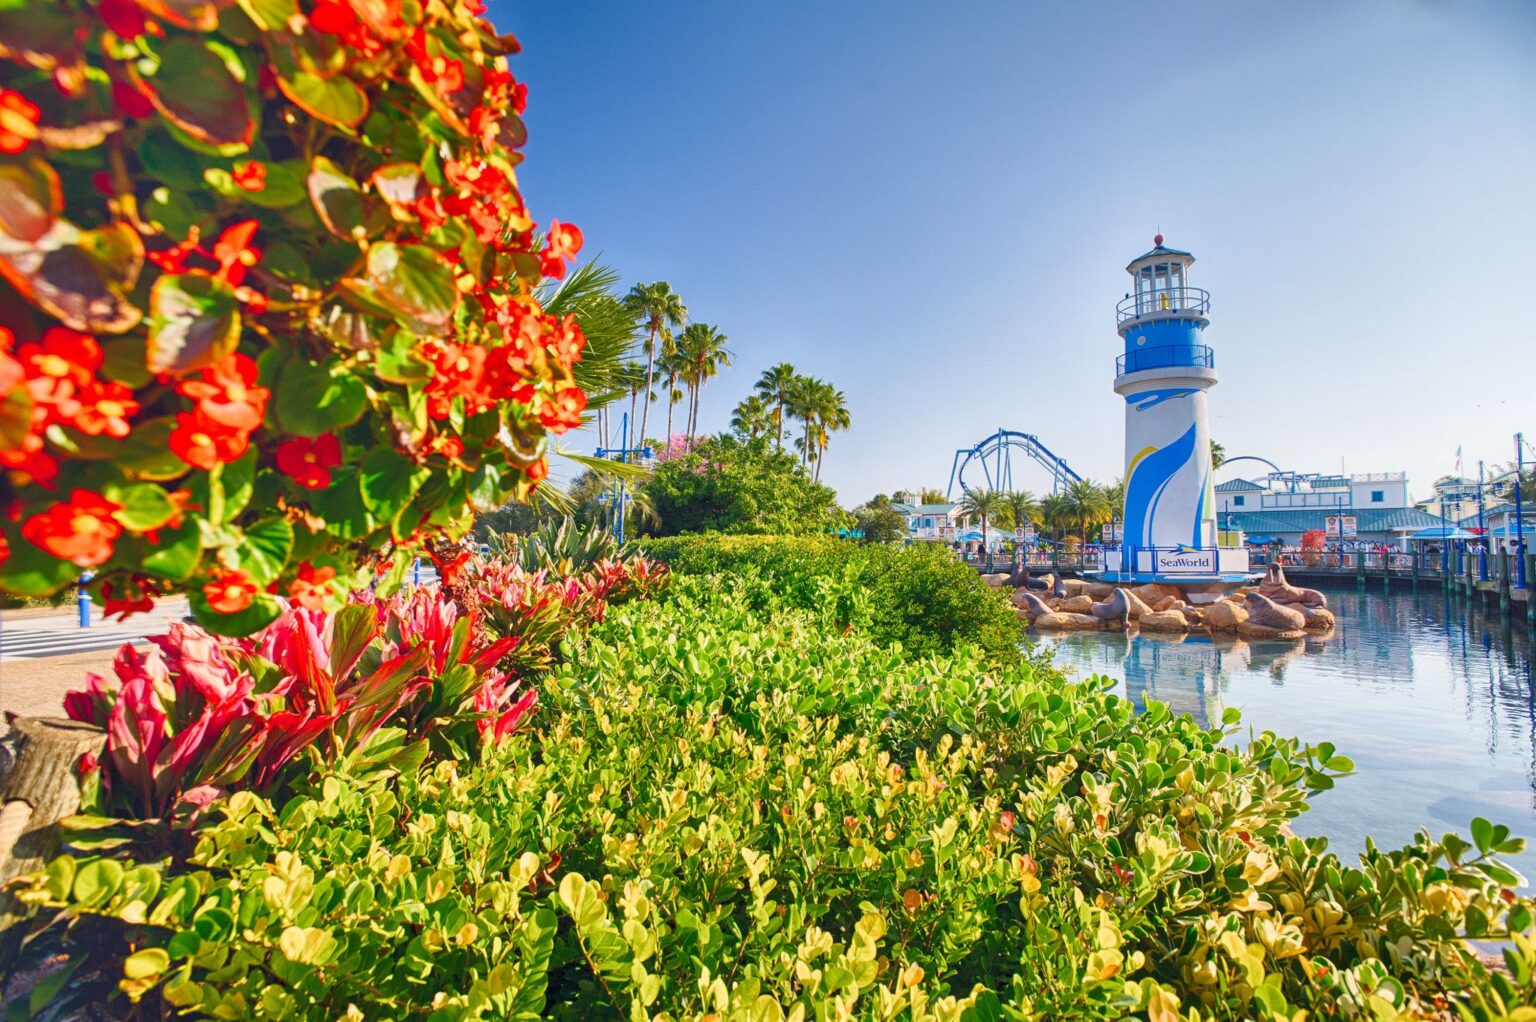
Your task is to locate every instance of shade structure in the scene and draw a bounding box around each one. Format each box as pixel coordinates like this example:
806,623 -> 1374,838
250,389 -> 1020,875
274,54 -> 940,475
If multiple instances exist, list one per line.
1406,526 -> 1477,541
1244,535 -> 1279,545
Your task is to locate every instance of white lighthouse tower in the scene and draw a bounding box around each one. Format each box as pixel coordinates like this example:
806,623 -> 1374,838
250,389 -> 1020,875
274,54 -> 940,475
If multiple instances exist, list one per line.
1105,236 -> 1249,585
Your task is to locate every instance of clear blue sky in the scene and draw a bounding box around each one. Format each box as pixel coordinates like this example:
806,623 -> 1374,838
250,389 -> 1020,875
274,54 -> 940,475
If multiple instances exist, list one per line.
501,0 -> 1536,503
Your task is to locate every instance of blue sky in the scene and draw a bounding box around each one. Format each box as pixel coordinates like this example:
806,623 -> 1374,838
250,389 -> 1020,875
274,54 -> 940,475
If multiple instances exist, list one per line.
502,0 -> 1536,503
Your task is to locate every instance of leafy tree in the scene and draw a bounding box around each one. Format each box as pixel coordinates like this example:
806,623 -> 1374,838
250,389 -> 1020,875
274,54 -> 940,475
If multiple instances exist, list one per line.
955,489 -> 1009,552
730,395 -> 773,439
854,495 -> 908,545
754,363 -> 799,448
643,434 -> 847,536
675,323 -> 733,441
659,348 -> 686,444
1040,492 -> 1073,547
1210,439 -> 1227,470
788,377 -> 851,481
623,282 -> 688,448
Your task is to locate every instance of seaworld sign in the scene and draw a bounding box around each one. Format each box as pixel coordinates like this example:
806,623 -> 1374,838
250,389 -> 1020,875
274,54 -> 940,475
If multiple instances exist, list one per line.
1155,549 -> 1217,574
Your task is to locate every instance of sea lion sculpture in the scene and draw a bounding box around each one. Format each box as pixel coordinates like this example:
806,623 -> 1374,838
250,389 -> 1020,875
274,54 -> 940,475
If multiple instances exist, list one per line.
1006,564 -> 1032,588
1242,591 -> 1306,631
1015,591 -> 1052,621
1090,587 -> 1151,622
1052,575 -> 1069,600
1027,572 -> 1053,592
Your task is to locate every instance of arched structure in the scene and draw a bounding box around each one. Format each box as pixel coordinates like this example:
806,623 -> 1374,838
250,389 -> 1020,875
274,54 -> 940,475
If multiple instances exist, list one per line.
947,429 -> 1082,498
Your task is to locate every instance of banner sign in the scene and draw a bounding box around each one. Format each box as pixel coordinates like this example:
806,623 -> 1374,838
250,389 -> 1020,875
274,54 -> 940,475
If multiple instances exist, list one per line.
1103,522 -> 1122,543
1325,515 -> 1358,539
1154,549 -> 1216,574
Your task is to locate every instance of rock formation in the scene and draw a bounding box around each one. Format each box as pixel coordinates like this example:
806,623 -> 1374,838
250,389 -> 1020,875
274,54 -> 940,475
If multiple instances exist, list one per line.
1242,592 -> 1307,631
1034,611 -> 1101,630
1138,610 -> 1191,633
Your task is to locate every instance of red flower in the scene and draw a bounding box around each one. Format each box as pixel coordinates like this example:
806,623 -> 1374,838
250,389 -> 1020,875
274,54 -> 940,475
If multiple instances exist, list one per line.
73,381 -> 139,438
418,51 -> 464,95
0,436 -> 59,489
110,78 -> 153,119
0,532 -> 9,568
538,386 -> 586,433
468,105 -> 500,148
545,314 -> 586,367
204,567 -> 256,614
19,326 -> 101,393
0,89 -> 39,154
169,411 -> 249,470
98,0 -> 148,39
525,457 -> 548,483
101,579 -> 155,621
430,547 -> 472,586
287,562 -> 337,611
309,0 -> 356,34
538,220 -> 583,279
275,434 -> 341,490
208,220 -> 261,286
176,353 -> 268,430
232,160 -> 266,192
21,489 -> 123,566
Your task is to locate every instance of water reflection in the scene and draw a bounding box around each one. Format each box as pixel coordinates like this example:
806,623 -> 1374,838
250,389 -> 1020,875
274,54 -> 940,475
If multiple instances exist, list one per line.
1044,588 -> 1536,875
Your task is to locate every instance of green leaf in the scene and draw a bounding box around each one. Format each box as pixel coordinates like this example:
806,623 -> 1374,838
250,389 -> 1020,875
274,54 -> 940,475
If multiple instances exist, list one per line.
105,483 -> 178,532
0,218 -> 145,334
123,947 -> 170,981
366,242 -> 458,329
279,71 -> 369,130
0,157 -> 60,243
141,36 -> 254,148
147,272 -> 241,375
0,528 -> 78,597
137,131 -> 207,191
204,159 -> 307,208
188,588 -> 282,636
274,357 -> 368,436
307,156 -> 383,240
1472,817 -> 1495,854
359,447 -> 429,522
72,859 -> 125,909
236,0 -> 298,31
142,521 -> 201,581
0,387 -> 33,450
235,517 -> 294,585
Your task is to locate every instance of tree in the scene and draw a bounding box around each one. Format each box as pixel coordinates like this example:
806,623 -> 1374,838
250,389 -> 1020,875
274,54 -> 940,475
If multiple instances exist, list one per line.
539,261 -> 640,450
754,363 -> 800,448
1040,493 -> 1073,547
1210,440 -> 1227,470
730,395 -> 773,439
659,349 -> 686,443
643,434 -> 847,536
854,495 -> 908,545
1063,478 -> 1112,548
919,488 -> 949,505
788,377 -> 851,481
1001,491 -> 1041,533
623,282 -> 688,450
618,360 -> 649,445
955,489 -> 1010,554
675,323 -> 733,441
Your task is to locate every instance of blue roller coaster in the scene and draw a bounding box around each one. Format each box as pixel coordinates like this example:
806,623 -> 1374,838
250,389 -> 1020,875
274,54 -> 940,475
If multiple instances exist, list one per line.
947,429 -> 1082,498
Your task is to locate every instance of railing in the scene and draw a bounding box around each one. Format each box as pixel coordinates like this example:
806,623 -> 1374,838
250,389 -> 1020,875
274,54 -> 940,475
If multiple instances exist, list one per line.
963,550 -> 1104,573
1116,286 -> 1210,324
1116,344 -> 1215,376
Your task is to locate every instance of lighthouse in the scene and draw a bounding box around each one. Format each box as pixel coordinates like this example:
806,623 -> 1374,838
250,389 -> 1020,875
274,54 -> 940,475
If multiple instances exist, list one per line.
1108,237 -> 1246,585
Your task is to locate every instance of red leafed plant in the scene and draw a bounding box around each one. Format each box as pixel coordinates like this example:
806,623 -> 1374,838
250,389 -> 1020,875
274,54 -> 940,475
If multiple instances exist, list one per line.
0,0 -> 588,635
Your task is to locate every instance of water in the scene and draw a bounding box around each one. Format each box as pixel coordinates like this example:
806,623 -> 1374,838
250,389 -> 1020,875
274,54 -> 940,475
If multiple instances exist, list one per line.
1042,586 -> 1536,878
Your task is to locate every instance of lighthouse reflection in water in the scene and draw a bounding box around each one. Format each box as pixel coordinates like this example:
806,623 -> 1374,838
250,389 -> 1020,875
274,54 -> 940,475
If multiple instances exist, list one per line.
1042,586 -> 1536,878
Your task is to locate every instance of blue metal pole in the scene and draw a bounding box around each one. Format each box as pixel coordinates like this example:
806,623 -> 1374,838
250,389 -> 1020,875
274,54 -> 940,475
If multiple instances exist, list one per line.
614,411 -> 628,546
77,571 -> 93,627
413,557 -> 421,587
1516,432 -> 1527,590
1478,460 -> 1488,581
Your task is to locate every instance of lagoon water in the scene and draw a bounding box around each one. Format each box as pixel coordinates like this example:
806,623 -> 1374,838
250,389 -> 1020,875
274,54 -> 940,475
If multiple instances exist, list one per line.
1042,586 -> 1536,878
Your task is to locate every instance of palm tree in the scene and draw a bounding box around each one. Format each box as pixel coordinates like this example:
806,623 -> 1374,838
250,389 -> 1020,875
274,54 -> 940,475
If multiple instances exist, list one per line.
675,322 -> 733,441
785,375 -> 818,468
622,282 -> 687,449
1040,492 -> 1072,548
536,261 -> 640,448
618,360 -> 647,445
807,383 -> 849,483
658,349 -> 687,443
955,488 -> 1009,555
1210,440 -> 1226,470
731,395 -> 772,439
1063,477 -> 1112,549
1001,490 -> 1041,533
754,363 -> 799,449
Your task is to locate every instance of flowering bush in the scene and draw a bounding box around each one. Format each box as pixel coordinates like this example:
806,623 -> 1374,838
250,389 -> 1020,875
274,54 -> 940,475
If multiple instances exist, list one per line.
59,550 -> 663,821
0,0 -> 588,634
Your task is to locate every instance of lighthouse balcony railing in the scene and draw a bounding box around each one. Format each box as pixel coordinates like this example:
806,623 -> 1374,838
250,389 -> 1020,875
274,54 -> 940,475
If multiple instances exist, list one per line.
1116,344 -> 1215,376
1116,286 -> 1210,324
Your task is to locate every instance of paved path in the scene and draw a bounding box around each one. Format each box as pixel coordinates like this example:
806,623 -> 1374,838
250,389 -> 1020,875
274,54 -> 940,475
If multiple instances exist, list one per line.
0,599 -> 190,662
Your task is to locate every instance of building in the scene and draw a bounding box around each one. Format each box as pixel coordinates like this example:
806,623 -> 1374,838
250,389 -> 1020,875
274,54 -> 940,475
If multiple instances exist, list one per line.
892,502 -> 959,543
1217,471 -> 1451,547
1414,476 -> 1479,521
1101,237 -> 1249,583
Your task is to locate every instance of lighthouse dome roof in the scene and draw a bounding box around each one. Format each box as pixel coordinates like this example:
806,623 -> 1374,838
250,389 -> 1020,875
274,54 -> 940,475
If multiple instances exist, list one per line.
1126,242 -> 1195,273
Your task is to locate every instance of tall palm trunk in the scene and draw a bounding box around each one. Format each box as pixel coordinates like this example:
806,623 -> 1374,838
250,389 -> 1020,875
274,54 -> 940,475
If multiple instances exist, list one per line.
638,322 -> 658,445
775,401 -> 784,448
665,373 -> 677,443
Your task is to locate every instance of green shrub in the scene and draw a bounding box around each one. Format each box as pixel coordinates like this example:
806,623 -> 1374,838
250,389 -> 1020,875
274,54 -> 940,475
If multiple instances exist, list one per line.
16,589 -> 1536,1019
640,534 -> 1026,667
643,435 -> 850,536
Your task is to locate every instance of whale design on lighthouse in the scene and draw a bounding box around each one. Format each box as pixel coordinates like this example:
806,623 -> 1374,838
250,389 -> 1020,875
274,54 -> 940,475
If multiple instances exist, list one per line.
1107,236 -> 1249,585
